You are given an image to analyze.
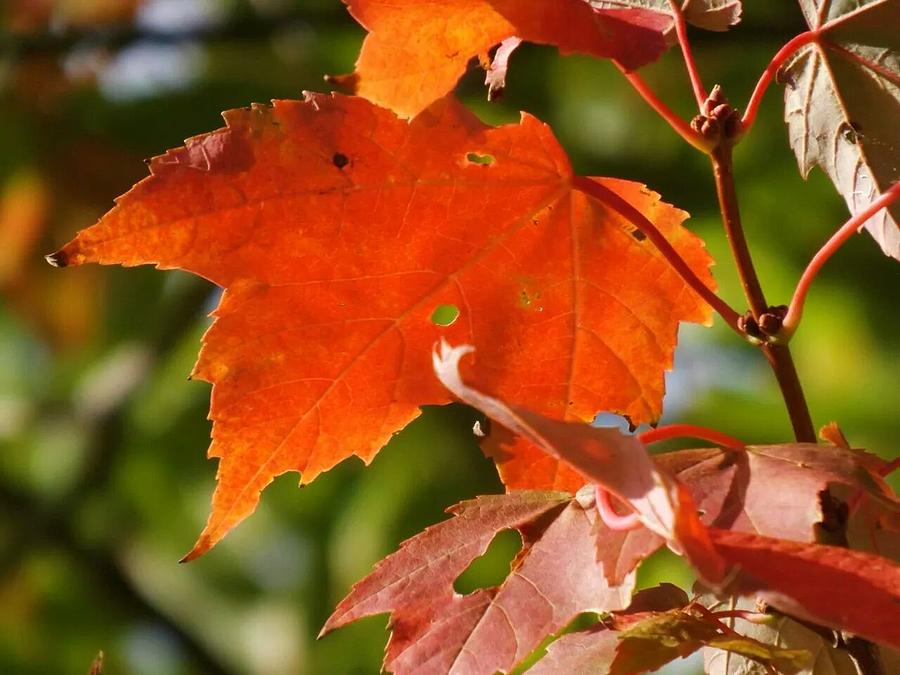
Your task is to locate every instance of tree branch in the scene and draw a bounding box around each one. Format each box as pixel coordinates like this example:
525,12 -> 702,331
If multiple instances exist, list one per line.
710,146 -> 816,443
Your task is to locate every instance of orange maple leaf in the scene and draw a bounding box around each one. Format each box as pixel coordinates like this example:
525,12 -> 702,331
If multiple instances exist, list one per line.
337,0 -> 670,117
49,93 -> 713,558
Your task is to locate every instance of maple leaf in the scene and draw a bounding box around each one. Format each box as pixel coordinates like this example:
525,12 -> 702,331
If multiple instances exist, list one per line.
321,491 -> 633,675
334,0 -> 671,117
592,0 -> 743,33
656,443 -> 888,542
710,528 -> 900,648
594,515 -> 665,585
531,593 -> 811,675
431,351 -> 900,644
48,93 -> 714,558
782,0 -> 900,259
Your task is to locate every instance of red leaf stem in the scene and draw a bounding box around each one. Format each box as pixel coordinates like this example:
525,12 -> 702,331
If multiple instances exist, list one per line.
667,0 -> 707,107
781,181 -> 900,337
615,64 -> 713,154
638,423 -> 745,450
595,486 -> 643,531
738,31 -> 818,138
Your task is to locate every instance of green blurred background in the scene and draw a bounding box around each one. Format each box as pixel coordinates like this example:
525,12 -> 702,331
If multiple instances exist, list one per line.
0,2 -> 896,673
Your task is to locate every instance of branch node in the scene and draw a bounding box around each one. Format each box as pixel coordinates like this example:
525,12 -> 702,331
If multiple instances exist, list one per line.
691,85 -> 741,146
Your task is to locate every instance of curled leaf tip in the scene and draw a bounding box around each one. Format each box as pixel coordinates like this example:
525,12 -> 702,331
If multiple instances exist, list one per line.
45,250 -> 69,268
179,539 -> 209,563
432,339 -> 475,391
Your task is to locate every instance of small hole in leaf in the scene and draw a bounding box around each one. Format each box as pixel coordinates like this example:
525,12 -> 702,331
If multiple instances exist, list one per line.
430,304 -> 460,327
465,152 -> 495,166
454,529 -> 522,594
332,152 -> 350,169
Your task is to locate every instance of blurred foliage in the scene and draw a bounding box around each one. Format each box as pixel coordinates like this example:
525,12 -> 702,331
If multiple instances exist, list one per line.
0,1 -> 896,673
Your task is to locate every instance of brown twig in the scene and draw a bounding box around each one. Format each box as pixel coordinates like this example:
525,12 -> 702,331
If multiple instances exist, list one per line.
709,145 -> 816,442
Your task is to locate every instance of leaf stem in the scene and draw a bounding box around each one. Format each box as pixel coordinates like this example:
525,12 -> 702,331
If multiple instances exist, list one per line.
573,176 -> 742,335
709,609 -> 771,624
638,424 -> 745,450
710,147 -> 816,443
781,182 -> 900,337
616,64 -> 714,154
738,31 -> 818,137
668,0 -> 708,107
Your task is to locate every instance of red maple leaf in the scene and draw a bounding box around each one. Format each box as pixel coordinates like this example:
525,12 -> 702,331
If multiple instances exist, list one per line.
335,0 -> 671,116
49,94 -> 714,558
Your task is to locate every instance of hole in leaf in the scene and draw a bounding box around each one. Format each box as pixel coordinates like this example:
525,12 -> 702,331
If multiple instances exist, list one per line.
430,304 -> 460,327
332,152 -> 350,169
465,152 -> 495,166
454,529 -> 522,594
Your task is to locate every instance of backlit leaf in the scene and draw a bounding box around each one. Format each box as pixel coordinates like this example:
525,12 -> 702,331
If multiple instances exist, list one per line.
710,528 -> 900,647
336,0 -> 671,117
656,443 -> 887,542
321,492 -> 633,675
592,0 -> 743,33
49,93 -> 713,558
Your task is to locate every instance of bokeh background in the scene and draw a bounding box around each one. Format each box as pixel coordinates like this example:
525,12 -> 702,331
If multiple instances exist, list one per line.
1,1 -> 897,673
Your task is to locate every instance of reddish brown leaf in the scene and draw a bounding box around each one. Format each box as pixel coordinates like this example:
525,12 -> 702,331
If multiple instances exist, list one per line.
595,517 -> 665,586
529,625 -> 619,674
338,0 -> 670,116
321,492 -> 634,675
658,443 -> 888,542
51,94 -> 713,558
710,528 -> 900,647
593,0 -> 743,33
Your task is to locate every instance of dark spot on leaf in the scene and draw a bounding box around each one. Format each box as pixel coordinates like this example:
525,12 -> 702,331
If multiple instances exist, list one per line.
430,304 -> 460,326
775,65 -> 795,88
465,152 -> 495,166
45,250 -> 69,268
332,152 -> 350,169
631,228 -> 647,241
839,121 -> 862,144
